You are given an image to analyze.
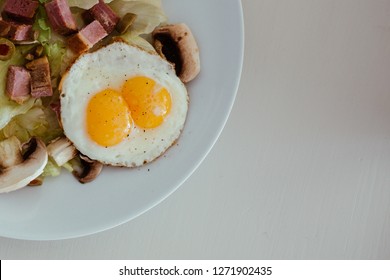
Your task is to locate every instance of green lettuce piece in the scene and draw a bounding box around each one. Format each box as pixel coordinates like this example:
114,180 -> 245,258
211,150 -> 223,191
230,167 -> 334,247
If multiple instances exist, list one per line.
109,0 -> 167,37
44,42 -> 67,80
42,158 -> 61,177
1,102 -> 63,144
0,46 -> 37,130
33,5 -> 52,44
2,104 -> 45,143
67,0 -> 110,9
62,162 -> 74,173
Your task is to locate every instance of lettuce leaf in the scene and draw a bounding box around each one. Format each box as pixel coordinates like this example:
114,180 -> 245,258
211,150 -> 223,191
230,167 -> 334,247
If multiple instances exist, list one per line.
67,0 -> 110,9
44,42 -> 67,81
67,0 -> 161,10
1,100 -> 63,143
42,158 -> 61,177
109,0 -> 166,37
33,5 -> 52,44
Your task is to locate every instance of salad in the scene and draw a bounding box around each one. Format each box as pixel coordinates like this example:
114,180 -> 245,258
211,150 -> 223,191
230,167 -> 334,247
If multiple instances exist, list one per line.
0,0 -> 200,192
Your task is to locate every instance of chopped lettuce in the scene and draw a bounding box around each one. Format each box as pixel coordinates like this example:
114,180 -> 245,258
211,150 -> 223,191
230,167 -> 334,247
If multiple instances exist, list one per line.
109,0 -> 167,37
1,102 -> 63,144
67,0 -> 110,9
42,158 -> 61,177
33,5 -> 52,44
45,42 -> 67,81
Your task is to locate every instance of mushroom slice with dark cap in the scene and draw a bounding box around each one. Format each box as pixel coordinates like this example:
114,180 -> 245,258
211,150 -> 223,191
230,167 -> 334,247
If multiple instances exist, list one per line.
72,155 -> 103,184
152,23 -> 200,83
0,137 -> 48,193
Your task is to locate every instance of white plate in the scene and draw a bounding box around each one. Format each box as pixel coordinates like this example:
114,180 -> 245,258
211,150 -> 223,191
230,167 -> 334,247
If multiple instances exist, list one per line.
0,0 -> 244,240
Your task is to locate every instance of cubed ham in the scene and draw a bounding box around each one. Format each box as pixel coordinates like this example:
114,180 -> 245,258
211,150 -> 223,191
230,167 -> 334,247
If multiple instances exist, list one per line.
26,56 -> 53,98
2,0 -> 39,23
82,0 -> 119,33
8,23 -> 35,41
45,0 -> 77,36
0,17 -> 36,41
67,20 -> 107,54
6,66 -> 31,104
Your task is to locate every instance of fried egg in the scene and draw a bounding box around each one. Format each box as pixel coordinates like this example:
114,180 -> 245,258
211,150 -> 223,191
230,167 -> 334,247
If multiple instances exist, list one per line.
60,42 -> 188,167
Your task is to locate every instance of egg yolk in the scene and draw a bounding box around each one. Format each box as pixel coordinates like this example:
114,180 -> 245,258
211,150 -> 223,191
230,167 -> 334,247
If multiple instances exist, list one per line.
87,89 -> 132,147
122,76 -> 172,129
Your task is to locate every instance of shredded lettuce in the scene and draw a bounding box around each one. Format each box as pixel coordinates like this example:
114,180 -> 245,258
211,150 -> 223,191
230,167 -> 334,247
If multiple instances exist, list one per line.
42,158 -> 61,177
1,101 -> 63,143
67,0 -> 110,10
109,0 -> 166,37
45,42 -> 67,81
33,5 -> 52,44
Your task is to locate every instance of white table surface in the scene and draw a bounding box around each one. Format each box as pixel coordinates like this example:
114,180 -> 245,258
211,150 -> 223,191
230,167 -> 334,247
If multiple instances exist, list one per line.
2,0 -> 390,259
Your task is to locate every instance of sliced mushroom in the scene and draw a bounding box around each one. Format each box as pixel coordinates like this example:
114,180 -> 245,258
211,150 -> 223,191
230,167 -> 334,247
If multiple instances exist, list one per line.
72,155 -> 103,184
0,136 -> 23,169
47,137 -> 77,166
152,23 -> 200,83
0,137 -> 48,193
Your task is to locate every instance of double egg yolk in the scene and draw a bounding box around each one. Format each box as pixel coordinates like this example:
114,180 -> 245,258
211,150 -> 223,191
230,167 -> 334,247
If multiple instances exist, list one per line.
86,76 -> 172,147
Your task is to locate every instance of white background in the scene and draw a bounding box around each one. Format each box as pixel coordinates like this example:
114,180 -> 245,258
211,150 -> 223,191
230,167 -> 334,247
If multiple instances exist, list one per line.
1,0 -> 390,259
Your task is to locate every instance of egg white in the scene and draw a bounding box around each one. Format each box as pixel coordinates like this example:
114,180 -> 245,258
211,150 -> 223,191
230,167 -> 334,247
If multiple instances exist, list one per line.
60,42 -> 188,167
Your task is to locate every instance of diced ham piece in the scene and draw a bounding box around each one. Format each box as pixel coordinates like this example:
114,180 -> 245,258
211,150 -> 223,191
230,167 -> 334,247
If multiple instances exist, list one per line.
0,17 -> 36,41
26,56 -> 53,98
45,0 -> 77,36
8,23 -> 35,41
2,0 -> 39,23
6,66 -> 31,104
67,20 -> 107,54
83,0 -> 119,33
